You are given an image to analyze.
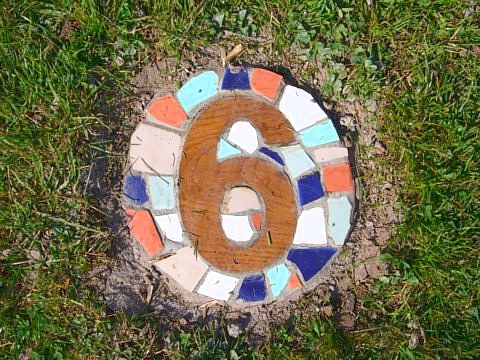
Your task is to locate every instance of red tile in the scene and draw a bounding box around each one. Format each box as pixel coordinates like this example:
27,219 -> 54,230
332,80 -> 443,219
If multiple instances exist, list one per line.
288,273 -> 302,289
126,209 -> 164,256
251,212 -> 263,231
322,163 -> 354,192
251,68 -> 283,100
146,93 -> 188,128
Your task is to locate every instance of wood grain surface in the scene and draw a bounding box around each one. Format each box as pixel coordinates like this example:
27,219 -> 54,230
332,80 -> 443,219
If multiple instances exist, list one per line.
179,96 -> 298,273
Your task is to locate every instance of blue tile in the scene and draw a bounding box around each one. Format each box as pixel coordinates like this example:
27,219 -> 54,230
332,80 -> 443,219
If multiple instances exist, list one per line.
297,172 -> 325,206
123,175 -> 148,206
237,274 -> 266,302
221,68 -> 250,90
177,71 -> 218,113
300,120 -> 339,147
287,247 -> 336,281
260,147 -> 284,165
218,138 -> 242,159
267,264 -> 289,297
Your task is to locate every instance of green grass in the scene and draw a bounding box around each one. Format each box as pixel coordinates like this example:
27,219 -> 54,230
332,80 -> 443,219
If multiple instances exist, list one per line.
1,0 -> 479,358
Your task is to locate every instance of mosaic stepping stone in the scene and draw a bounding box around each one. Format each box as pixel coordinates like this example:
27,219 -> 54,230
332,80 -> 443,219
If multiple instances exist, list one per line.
123,67 -> 355,305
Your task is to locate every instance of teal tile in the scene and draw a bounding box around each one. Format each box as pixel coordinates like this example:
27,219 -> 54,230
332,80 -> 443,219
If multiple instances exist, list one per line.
267,264 -> 289,297
217,138 -> 242,159
327,197 -> 352,245
280,145 -> 315,178
177,71 -> 218,113
300,120 -> 339,147
148,176 -> 175,211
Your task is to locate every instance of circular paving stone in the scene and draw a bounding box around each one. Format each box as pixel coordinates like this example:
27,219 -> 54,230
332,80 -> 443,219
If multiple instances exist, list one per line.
123,67 -> 355,305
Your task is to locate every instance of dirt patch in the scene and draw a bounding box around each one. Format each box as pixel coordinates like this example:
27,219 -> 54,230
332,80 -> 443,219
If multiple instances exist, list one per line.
85,42 -> 399,342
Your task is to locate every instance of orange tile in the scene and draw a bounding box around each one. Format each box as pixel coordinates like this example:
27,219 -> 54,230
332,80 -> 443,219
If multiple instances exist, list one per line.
288,273 -> 302,289
146,93 -> 188,128
251,212 -> 263,231
251,68 -> 283,100
323,163 -> 354,192
126,209 -> 164,256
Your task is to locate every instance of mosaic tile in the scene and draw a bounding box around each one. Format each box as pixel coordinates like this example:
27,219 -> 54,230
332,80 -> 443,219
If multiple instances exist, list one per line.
293,207 -> 327,245
177,71 -> 218,113
126,209 -> 163,256
154,246 -> 208,292
287,247 -> 336,281
221,68 -> 250,90
327,197 -> 352,245
221,215 -> 254,242
300,120 -> 339,147
281,144 -> 315,178
313,146 -> 348,163
197,271 -> 239,301
154,214 -> 184,243
146,93 -> 188,128
288,273 -> 302,289
227,121 -> 259,154
251,212 -> 263,231
323,163 -> 354,192
130,123 -> 181,175
148,176 -> 175,211
279,85 -> 328,131
297,172 -> 325,206
238,274 -> 267,302
223,187 -> 261,214
259,147 -> 284,165
217,138 -> 242,159
251,68 -> 283,100
267,264 -> 289,297
123,175 -> 148,206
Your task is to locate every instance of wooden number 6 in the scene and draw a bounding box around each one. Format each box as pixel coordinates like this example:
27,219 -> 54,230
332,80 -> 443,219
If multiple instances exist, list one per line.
179,96 -> 298,273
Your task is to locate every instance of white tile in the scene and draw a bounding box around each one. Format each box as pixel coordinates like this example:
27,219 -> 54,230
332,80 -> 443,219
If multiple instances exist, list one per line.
293,207 -> 328,245
227,121 -> 259,154
154,214 -> 184,243
279,85 -> 328,131
313,146 -> 348,163
223,186 -> 261,213
154,246 -> 208,292
130,123 -> 181,175
197,271 -> 239,301
221,215 -> 254,242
